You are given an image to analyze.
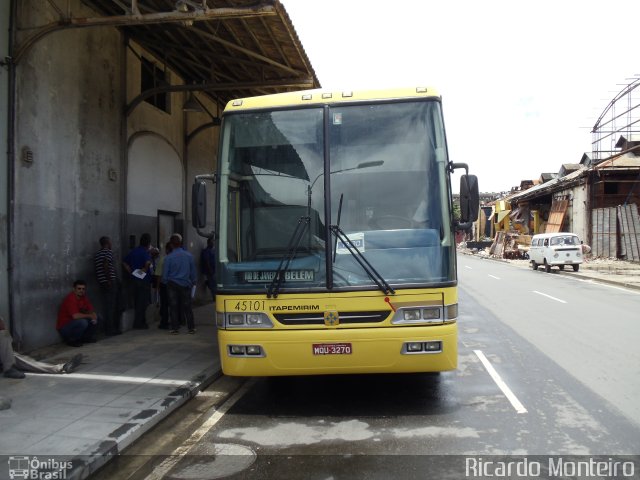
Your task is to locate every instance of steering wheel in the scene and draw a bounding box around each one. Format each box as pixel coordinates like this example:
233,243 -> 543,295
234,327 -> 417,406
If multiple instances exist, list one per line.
369,215 -> 413,229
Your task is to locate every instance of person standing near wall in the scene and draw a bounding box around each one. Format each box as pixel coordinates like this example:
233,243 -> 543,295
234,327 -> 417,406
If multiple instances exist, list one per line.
200,237 -> 216,302
162,234 -> 197,335
123,233 -> 153,330
94,236 -> 122,336
153,241 -> 173,330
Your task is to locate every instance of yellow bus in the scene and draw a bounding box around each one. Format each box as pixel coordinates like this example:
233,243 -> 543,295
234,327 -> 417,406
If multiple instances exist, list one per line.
192,87 -> 479,376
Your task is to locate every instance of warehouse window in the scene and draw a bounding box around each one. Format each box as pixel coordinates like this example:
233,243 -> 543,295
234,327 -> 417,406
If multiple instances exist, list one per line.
604,182 -> 618,195
141,58 -> 170,113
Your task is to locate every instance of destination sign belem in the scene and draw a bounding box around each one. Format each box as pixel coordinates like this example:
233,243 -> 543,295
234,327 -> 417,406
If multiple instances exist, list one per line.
243,270 -> 314,282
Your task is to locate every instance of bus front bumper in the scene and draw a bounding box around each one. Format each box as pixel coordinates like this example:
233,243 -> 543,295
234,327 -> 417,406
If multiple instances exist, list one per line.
218,324 -> 457,376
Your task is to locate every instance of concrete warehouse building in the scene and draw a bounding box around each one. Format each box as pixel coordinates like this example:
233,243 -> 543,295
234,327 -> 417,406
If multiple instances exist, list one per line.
0,0 -> 319,350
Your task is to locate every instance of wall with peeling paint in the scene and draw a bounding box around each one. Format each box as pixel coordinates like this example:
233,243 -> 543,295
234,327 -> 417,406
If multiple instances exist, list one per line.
12,4 -> 123,350
9,1 -> 219,350
0,2 -> 9,327
571,183 -> 588,242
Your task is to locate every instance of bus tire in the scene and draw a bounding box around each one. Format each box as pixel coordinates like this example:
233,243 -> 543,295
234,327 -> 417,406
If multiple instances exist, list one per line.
531,261 -> 538,270
544,260 -> 551,273
573,264 -> 580,272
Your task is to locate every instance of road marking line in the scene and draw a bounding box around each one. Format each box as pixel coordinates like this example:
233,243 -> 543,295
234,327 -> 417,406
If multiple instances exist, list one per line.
488,274 -> 501,280
144,378 -> 256,480
30,372 -> 188,386
474,350 -> 527,414
533,290 -> 567,303
576,278 -> 640,294
465,266 -> 472,269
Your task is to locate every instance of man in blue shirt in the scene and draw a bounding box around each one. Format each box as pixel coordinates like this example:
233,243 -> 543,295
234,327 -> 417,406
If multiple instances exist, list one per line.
162,233 -> 197,334
123,233 -> 152,329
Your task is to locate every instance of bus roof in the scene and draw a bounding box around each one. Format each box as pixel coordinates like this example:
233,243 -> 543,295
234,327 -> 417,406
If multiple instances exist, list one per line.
224,86 -> 441,112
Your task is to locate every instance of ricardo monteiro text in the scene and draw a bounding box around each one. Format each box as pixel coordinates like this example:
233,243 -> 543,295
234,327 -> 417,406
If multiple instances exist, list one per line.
465,457 -> 635,477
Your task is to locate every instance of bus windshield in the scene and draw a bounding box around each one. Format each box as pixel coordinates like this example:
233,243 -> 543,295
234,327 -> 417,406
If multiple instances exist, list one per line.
217,99 -> 455,293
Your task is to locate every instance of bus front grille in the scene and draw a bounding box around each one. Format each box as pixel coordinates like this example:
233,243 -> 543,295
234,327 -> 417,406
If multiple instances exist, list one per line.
274,310 -> 391,325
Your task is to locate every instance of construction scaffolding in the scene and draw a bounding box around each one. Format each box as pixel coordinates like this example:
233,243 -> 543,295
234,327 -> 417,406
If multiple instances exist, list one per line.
592,75 -> 640,161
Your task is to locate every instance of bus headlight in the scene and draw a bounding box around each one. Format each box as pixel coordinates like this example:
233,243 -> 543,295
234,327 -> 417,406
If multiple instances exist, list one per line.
230,345 -> 246,355
247,313 -> 270,326
225,312 -> 273,328
228,313 -> 245,326
393,306 -> 443,325
401,341 -> 442,354
403,309 -> 422,321
228,344 -> 265,357
246,345 -> 263,355
422,307 -> 441,320
392,304 -> 457,325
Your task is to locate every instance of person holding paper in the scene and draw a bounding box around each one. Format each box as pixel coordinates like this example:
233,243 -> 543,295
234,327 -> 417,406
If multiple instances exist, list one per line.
153,241 -> 173,330
162,233 -> 197,334
123,233 -> 153,329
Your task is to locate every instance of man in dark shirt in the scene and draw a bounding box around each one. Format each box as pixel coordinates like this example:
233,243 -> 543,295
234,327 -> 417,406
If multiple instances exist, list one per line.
200,237 -> 216,301
94,236 -> 122,336
123,233 -> 152,329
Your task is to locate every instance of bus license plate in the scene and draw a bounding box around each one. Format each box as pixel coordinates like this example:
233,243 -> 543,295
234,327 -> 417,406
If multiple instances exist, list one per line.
312,343 -> 352,355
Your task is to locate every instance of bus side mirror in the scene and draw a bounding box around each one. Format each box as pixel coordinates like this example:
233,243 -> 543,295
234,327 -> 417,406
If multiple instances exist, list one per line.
459,174 -> 479,223
192,181 -> 207,229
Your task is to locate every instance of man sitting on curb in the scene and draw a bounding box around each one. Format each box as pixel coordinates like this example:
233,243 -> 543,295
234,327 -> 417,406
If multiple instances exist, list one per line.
0,316 -> 83,379
57,279 -> 98,347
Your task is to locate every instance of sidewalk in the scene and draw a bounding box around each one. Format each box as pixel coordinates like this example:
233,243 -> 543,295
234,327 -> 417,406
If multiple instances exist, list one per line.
466,249 -> 640,290
0,303 -> 220,480
571,257 -> 640,290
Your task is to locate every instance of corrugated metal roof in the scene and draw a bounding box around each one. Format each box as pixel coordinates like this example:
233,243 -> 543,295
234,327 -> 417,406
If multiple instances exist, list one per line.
509,167 -> 587,202
80,0 -> 320,106
595,153 -> 640,169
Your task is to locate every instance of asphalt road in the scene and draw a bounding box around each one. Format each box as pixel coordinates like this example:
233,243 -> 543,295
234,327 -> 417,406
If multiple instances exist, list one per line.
105,256 -> 640,480
459,254 -> 640,427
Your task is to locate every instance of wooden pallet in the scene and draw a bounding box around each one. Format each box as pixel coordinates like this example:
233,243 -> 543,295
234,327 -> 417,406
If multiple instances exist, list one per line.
545,199 -> 569,233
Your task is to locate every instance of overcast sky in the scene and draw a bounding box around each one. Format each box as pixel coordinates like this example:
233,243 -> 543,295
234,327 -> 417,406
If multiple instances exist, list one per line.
281,0 -> 640,193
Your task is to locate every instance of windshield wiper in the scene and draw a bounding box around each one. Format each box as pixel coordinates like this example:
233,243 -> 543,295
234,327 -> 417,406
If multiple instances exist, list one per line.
332,193 -> 344,264
330,225 -> 395,295
267,216 -> 310,298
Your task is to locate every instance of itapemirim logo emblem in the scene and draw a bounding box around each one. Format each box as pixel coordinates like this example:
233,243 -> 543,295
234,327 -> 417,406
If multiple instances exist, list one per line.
7,456 -> 72,479
324,310 -> 339,327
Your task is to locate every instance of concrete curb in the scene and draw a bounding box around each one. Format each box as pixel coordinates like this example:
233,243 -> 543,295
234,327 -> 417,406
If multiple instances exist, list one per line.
559,271 -> 640,291
69,365 -> 223,480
